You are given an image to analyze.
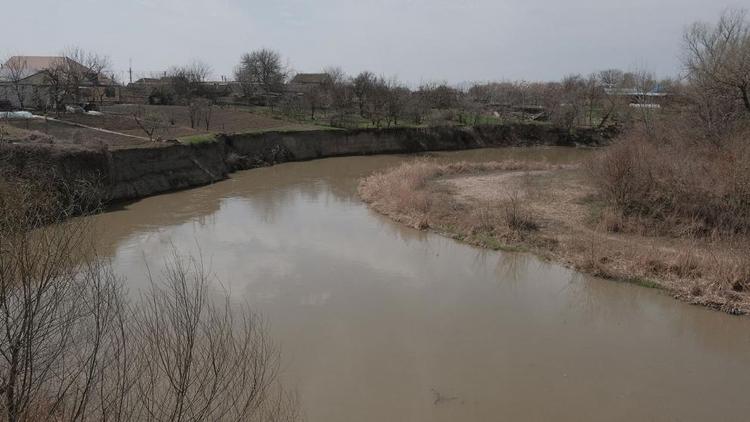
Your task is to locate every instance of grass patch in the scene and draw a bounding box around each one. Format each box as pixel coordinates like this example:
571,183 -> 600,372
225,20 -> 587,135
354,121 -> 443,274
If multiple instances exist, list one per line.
623,277 -> 664,290
474,234 -> 527,252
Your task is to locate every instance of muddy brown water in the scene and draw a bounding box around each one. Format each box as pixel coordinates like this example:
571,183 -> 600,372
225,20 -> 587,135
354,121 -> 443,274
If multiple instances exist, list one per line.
91,147 -> 750,422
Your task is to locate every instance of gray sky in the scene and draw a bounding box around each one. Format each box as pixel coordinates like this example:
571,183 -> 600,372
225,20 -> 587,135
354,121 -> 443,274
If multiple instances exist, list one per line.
0,0 -> 742,84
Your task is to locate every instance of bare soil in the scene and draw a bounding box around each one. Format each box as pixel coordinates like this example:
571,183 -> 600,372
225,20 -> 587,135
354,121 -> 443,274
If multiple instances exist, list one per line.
2,118 -> 155,149
2,105 -> 322,150
359,160 -> 750,315
94,105 -> 320,138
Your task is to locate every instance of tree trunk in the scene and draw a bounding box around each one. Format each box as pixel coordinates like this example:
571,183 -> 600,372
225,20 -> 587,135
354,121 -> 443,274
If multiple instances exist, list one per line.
740,85 -> 750,113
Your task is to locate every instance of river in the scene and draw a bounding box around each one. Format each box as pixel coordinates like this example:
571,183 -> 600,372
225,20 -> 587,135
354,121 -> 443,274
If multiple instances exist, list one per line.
91,147 -> 750,421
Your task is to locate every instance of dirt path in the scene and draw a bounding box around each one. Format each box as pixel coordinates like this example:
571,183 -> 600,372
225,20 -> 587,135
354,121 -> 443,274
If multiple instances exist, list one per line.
40,115 -> 150,141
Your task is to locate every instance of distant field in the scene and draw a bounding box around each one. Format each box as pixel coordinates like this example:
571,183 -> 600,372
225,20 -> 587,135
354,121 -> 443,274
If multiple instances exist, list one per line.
95,105 -> 323,138
0,105 -> 329,150
2,104 -> 529,150
2,118 -> 154,149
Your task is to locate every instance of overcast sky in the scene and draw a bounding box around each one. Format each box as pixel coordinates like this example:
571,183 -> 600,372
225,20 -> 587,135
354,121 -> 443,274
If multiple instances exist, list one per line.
0,0 -> 742,84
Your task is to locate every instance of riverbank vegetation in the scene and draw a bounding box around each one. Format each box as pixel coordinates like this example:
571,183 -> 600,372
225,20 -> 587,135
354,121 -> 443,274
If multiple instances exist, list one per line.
359,9 -> 750,314
359,157 -> 750,314
0,176 -> 300,421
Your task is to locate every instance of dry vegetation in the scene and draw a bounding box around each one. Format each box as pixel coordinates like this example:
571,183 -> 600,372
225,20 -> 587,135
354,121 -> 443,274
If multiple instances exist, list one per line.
358,158 -> 750,315
0,105 -> 322,150
98,105 -> 320,138
359,9 -> 750,314
0,175 -> 300,421
2,118 -> 152,149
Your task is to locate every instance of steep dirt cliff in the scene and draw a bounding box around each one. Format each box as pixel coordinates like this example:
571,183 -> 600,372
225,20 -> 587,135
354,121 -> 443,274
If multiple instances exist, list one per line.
0,124 -> 612,202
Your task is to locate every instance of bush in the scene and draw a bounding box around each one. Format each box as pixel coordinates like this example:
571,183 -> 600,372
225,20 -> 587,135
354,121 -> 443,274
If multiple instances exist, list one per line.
588,125 -> 750,236
0,177 -> 299,421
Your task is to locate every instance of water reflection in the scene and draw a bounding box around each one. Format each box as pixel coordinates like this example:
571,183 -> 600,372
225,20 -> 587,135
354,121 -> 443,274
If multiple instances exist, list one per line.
89,147 -> 750,422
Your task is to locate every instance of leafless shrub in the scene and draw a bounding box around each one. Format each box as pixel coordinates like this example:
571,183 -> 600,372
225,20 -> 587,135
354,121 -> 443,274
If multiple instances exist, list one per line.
132,251 -> 279,421
0,178 -> 300,422
598,207 -> 626,233
569,231 -> 619,279
587,123 -> 750,237
502,192 -> 538,232
132,106 -> 168,141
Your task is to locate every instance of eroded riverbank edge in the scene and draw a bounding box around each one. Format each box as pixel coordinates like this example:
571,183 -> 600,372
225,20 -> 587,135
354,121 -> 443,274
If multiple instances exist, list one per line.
0,124 -> 612,202
358,161 -> 750,315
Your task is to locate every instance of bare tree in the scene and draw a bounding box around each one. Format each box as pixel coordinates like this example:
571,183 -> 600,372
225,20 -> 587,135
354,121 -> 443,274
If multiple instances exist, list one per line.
235,50 -> 287,100
0,175 -> 301,422
169,61 -> 212,104
420,82 -> 457,110
597,69 -> 628,128
203,101 -> 213,131
304,86 -> 326,120
683,9 -> 750,113
132,106 -> 167,141
0,175 -> 119,422
456,89 -> 483,126
364,76 -> 389,128
584,73 -> 604,127
353,71 -> 376,117
385,79 -> 410,127
1,56 -> 29,109
40,48 -> 112,112
133,252 -> 279,421
405,90 -> 429,125
550,75 -> 586,131
326,78 -> 356,128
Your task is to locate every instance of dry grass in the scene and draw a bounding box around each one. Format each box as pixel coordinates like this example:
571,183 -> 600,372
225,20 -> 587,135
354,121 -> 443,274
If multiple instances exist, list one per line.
96,104 -> 318,137
4,118 -> 154,148
359,159 -> 555,229
359,158 -> 750,315
587,125 -> 750,237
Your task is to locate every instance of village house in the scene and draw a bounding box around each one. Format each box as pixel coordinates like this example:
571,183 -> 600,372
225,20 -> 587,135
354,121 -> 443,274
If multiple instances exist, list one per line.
0,55 -> 119,110
286,73 -> 332,94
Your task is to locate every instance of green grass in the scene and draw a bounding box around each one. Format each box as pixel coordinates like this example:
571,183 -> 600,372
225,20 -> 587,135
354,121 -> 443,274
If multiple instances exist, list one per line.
178,133 -> 218,144
469,233 -> 528,253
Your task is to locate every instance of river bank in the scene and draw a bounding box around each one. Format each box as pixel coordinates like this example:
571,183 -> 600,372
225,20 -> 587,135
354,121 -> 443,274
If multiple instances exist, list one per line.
358,160 -> 750,315
0,124 -> 612,202
90,149 -> 750,421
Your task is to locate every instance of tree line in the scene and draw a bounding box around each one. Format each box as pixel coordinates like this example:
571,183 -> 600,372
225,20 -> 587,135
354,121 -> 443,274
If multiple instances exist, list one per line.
2,8 -> 748,136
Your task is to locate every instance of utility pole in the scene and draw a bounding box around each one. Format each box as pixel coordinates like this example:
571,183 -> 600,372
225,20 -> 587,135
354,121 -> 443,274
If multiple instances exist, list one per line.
129,58 -> 133,84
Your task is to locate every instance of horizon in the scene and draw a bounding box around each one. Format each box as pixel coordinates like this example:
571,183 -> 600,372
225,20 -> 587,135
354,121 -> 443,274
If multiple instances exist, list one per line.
0,0 -> 741,85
